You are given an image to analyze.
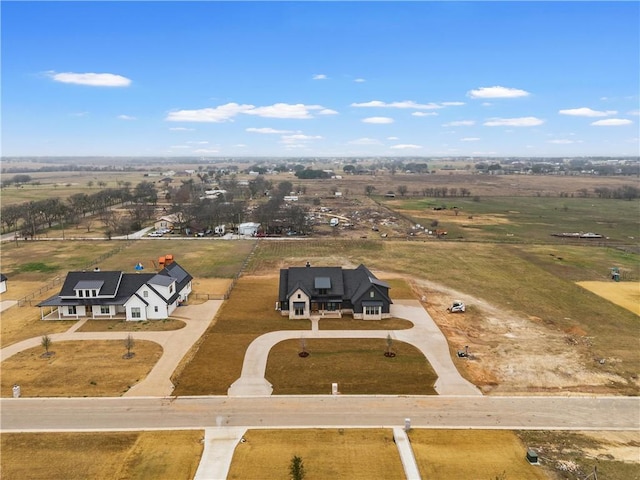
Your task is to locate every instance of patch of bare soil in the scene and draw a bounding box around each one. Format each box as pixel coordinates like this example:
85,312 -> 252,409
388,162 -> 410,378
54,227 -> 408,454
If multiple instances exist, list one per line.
581,431 -> 640,463
407,277 -> 628,395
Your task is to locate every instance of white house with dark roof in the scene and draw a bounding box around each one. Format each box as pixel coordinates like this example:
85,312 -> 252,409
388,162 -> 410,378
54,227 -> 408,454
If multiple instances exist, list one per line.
0,273 -> 7,294
278,263 -> 392,320
38,261 -> 192,321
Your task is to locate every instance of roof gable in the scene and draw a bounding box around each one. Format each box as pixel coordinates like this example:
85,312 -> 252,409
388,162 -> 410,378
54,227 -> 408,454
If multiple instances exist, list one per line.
60,271 -> 122,297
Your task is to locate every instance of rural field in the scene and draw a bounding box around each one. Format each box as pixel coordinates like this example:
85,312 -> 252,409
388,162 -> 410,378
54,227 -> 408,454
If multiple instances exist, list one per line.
1,165 -> 639,479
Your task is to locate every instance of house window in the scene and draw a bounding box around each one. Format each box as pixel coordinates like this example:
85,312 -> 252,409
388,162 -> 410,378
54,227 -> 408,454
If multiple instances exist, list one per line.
297,294 -> 301,299
295,306 -> 304,316
154,306 -> 159,313
365,306 -> 380,316
100,306 -> 110,314
85,290 -> 90,298
78,290 -> 83,297
143,290 -> 148,298
370,291 -> 375,298
92,290 -> 97,297
318,288 -> 328,295
170,284 -> 174,293
68,306 -> 77,315
131,307 -> 141,319
326,302 -> 338,311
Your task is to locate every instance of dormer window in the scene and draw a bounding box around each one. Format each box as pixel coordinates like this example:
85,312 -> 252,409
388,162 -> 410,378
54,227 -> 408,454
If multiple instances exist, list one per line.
314,277 -> 331,296
370,291 -> 375,298
78,290 -> 83,297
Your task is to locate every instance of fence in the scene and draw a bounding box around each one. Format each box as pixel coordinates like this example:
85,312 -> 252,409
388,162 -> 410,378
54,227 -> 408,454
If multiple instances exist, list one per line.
16,240 -> 136,307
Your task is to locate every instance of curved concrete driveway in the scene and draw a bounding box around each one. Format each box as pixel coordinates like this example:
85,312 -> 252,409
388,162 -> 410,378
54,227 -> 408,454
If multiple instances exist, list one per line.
1,300 -> 222,397
229,300 -> 480,397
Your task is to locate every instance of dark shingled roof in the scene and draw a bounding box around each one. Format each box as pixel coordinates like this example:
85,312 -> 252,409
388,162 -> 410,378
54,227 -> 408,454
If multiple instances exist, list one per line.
38,262 -> 192,308
0,273 -> 7,282
278,264 -> 391,305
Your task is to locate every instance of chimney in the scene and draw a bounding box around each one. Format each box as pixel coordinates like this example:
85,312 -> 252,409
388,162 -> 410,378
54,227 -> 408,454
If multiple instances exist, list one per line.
305,261 -> 310,268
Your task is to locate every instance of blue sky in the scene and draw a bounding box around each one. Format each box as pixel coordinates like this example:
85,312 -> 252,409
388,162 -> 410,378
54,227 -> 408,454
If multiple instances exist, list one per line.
2,1 -> 639,157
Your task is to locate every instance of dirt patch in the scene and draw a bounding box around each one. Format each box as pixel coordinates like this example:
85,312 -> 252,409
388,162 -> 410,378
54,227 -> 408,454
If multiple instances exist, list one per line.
408,277 -> 628,395
577,281 -> 640,316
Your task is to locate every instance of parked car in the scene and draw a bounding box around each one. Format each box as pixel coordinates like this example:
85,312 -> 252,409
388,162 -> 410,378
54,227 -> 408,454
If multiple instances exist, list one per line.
148,231 -> 164,237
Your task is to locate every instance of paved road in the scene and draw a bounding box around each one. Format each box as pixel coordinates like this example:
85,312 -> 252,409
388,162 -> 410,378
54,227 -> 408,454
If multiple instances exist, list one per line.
2,396 -> 638,432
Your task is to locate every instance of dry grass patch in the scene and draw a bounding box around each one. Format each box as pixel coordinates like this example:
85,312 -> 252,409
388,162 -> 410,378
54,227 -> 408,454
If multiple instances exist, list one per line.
517,430 -> 640,480
1,305 -> 76,348
1,340 -> 162,397
267,339 -> 437,395
191,277 -> 233,296
77,318 -> 186,332
0,430 -> 203,480
577,281 -> 640,316
409,430 -> 547,480
228,429 -> 404,480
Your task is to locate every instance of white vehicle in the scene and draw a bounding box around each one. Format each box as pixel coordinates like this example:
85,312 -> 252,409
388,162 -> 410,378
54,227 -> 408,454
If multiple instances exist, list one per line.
329,218 -> 339,227
148,231 -> 164,237
447,301 -> 466,313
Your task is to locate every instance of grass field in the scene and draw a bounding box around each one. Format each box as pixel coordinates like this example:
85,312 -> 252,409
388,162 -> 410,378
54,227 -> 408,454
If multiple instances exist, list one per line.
266,339 -> 437,395
227,429 -> 405,480
1,340 -> 162,397
383,196 -> 640,245
0,430 -> 203,480
408,430 -> 548,479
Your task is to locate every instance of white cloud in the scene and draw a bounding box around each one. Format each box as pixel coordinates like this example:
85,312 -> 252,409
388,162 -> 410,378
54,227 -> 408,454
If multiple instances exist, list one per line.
318,108 -> 339,115
468,86 -> 530,99
443,120 -> 475,127
351,100 -> 442,110
280,134 -> 323,144
484,117 -> 544,127
482,102 -> 492,107
591,118 -> 633,126
354,78 -> 366,83
234,144 -> 247,148
348,137 -> 382,145
390,144 -> 422,149
117,114 -> 136,120
558,107 -> 617,117
169,127 -> 194,131
246,127 -> 293,134
362,116 -> 394,124
312,74 -> 328,80
412,112 -> 438,117
387,136 -> 399,140
548,139 -> 575,144
47,71 -> 131,87
187,141 -> 209,145
460,137 -> 480,142
441,101 -> 465,106
244,103 -> 324,119
166,103 -> 255,122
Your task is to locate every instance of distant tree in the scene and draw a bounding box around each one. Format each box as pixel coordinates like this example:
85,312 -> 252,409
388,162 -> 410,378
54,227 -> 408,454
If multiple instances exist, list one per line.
87,180 -> 94,188
343,164 -> 356,174
289,455 -> 305,480
12,174 -> 32,185
364,185 -> 376,196
397,185 -> 408,197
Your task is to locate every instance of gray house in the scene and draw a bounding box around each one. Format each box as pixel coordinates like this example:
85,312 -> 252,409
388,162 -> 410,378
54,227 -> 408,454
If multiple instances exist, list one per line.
278,263 -> 392,320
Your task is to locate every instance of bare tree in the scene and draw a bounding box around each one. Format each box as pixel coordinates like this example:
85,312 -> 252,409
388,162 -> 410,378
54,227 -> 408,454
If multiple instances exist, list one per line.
41,335 -> 53,357
124,334 -> 135,359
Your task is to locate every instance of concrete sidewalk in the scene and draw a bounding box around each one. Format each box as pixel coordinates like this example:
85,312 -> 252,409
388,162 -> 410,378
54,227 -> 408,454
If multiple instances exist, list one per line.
394,427 -> 421,480
194,427 -> 247,480
228,300 -> 480,397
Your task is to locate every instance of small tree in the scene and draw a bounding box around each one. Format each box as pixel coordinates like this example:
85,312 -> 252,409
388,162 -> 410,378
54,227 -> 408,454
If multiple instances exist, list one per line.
41,335 -> 53,356
289,455 -> 305,480
385,334 -> 395,357
124,334 -> 135,359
